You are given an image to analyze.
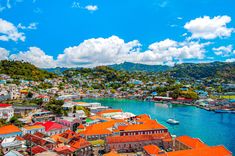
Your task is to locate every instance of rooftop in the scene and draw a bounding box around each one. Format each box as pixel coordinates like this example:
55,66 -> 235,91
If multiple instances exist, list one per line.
106,132 -> 171,144
23,125 -> 45,130
0,125 -> 21,135
176,136 -> 208,149
0,103 -> 12,108
143,144 -> 161,155
34,121 -> 67,132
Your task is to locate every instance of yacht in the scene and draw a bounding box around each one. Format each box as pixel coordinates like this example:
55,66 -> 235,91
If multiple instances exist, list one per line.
166,118 -> 180,125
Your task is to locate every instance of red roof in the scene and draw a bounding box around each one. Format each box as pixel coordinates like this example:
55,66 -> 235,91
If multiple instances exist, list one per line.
30,145 -> 47,155
0,103 -> 12,108
34,121 -> 66,132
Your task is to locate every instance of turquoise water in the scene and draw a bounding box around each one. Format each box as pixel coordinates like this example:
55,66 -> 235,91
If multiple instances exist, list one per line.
78,98 -> 235,153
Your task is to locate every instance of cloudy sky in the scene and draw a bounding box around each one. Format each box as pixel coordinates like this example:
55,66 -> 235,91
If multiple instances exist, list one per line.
0,0 -> 235,68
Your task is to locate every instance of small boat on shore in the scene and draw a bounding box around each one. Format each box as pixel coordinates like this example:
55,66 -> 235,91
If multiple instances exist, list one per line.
166,118 -> 180,125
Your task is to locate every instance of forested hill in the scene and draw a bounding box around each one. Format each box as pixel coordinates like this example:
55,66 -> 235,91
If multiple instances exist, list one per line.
109,62 -> 171,72
170,62 -> 235,80
0,60 -> 57,80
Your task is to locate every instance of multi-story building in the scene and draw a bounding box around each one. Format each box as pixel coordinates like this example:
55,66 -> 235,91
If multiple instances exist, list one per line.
0,103 -> 14,121
21,125 -> 45,135
105,132 -> 172,153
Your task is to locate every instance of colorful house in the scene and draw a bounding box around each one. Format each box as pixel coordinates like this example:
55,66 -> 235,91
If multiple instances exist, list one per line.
34,121 -> 69,136
0,125 -> 22,139
21,125 -> 45,135
0,103 -> 14,121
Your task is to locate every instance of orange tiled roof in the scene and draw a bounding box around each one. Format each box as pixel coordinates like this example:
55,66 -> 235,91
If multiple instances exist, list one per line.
78,124 -> 85,129
116,120 -> 166,132
0,125 -> 21,135
23,125 -> 44,130
80,120 -> 125,136
106,132 -> 171,144
166,145 -> 232,156
176,136 -> 208,149
143,144 -> 161,155
69,137 -> 91,149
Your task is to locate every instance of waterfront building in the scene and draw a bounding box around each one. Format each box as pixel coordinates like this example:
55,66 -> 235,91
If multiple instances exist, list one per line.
144,137 -> 232,156
113,114 -> 168,136
174,135 -> 207,151
0,125 -> 22,139
0,103 -> 14,121
80,120 -> 125,141
105,132 -> 172,153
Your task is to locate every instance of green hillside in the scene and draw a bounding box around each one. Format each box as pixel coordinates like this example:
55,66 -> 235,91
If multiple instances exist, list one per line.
0,60 -> 57,80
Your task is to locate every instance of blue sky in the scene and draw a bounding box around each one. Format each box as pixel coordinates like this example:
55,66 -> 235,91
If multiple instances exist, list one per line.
0,0 -> 235,68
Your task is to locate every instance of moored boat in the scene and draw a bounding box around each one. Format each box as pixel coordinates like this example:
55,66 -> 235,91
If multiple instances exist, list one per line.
166,118 -> 180,125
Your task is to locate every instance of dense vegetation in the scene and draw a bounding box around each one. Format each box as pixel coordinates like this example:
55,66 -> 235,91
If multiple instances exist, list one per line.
0,60 -> 57,80
109,62 -> 171,72
170,62 -> 235,81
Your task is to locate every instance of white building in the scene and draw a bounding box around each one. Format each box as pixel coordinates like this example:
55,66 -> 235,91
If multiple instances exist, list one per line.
0,104 -> 14,121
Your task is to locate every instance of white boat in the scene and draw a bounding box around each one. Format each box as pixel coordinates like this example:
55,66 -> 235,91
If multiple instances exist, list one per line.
166,118 -> 179,125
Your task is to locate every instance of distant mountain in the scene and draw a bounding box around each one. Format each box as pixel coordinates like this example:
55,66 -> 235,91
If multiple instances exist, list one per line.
0,60 -> 57,80
170,62 -> 235,80
109,62 -> 171,72
42,67 -> 69,76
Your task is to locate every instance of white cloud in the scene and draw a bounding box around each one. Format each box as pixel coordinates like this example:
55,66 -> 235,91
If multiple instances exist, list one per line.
184,15 -> 234,40
0,47 -> 9,60
57,36 -> 209,67
0,18 -> 25,42
213,45 -> 233,56
85,5 -> 98,11
10,47 -> 57,68
17,22 -> 38,30
225,58 -> 235,62
57,36 -> 141,67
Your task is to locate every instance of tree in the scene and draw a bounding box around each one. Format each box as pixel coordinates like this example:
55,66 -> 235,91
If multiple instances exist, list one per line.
27,92 -> 33,98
